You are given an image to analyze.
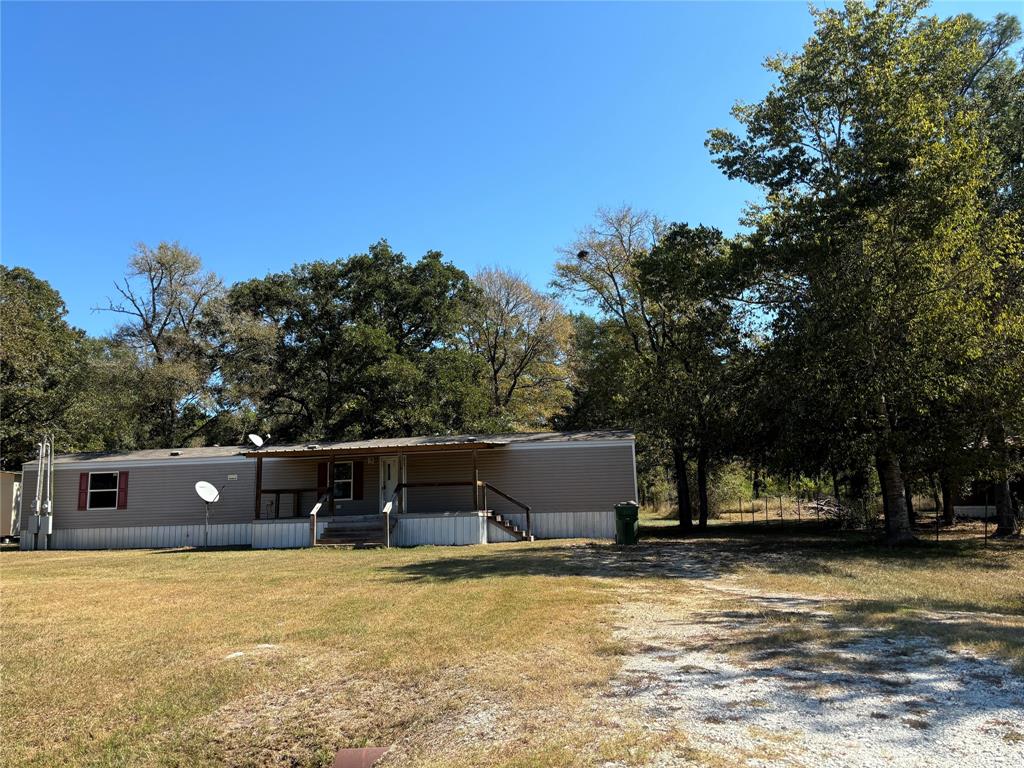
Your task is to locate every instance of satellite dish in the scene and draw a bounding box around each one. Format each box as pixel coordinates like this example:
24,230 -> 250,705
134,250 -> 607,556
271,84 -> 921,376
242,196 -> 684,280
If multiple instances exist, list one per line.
247,433 -> 264,448
195,481 -> 220,504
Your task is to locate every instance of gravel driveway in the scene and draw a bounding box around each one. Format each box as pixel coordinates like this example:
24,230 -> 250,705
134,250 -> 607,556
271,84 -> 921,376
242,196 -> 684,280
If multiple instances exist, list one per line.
589,546 -> 1024,768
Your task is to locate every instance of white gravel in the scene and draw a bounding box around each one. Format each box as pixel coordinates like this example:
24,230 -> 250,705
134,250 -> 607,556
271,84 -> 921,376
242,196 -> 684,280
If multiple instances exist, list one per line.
601,591 -> 1024,767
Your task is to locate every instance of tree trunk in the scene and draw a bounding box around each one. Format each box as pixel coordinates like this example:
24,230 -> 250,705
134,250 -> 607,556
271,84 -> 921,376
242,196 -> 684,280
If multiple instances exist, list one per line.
904,481 -> 916,527
990,422 -> 1019,537
696,447 -> 710,529
928,474 -> 941,518
993,477 -> 1019,537
874,449 -> 916,545
672,441 -> 693,532
940,472 -> 955,526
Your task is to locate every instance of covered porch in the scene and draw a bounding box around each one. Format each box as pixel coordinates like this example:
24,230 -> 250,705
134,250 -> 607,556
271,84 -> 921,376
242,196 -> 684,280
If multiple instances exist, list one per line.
244,436 -> 533,546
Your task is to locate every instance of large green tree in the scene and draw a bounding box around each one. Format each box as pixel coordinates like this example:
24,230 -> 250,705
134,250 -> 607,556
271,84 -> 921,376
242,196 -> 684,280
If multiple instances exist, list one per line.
708,0 -> 1022,543
218,241 -> 491,441
0,267 -> 88,468
555,208 -> 746,529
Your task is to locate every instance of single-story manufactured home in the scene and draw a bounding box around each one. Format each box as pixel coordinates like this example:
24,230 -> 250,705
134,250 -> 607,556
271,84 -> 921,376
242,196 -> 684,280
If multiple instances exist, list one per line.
19,431 -> 636,550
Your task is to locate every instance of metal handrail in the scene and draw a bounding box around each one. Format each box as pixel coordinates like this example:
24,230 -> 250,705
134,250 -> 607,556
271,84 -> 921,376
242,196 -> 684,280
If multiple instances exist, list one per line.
482,482 -> 532,538
258,486 -> 319,520
392,480 -> 532,538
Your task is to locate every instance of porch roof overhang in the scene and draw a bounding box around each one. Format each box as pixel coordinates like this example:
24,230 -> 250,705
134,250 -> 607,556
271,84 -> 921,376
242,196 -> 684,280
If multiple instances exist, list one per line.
243,435 -> 510,459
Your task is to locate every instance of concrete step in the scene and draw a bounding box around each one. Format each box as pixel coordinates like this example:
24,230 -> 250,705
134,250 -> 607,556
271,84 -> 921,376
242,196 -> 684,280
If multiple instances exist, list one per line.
318,534 -> 385,545
317,540 -> 385,549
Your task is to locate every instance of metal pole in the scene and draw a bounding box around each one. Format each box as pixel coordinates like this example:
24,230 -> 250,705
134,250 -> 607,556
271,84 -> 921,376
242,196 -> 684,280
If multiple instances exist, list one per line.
779,496 -> 784,528
47,435 -> 54,547
984,487 -> 990,546
765,497 -> 769,525
34,439 -> 43,513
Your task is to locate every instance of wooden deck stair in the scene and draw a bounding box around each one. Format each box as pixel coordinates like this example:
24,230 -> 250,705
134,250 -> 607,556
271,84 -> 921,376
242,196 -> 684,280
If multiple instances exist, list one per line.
317,515 -> 392,548
486,512 -> 535,542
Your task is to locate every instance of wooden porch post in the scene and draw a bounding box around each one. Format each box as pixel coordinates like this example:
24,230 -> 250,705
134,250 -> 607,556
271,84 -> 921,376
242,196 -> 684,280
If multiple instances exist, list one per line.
399,451 -> 406,513
473,448 -> 480,510
328,456 -> 335,515
254,454 -> 263,520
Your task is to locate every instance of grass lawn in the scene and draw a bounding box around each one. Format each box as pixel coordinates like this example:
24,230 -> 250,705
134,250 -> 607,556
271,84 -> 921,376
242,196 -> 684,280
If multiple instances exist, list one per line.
2,529 -> 1022,767
1,545 -> 620,768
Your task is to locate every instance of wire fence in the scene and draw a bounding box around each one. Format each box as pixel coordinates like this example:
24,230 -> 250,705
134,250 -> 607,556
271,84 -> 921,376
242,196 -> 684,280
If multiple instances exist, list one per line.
711,494 -> 1017,544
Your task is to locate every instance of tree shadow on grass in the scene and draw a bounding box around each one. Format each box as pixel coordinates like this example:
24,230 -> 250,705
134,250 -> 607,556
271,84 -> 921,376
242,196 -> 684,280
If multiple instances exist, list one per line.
380,536 -> 1019,626
621,596 -> 1024,745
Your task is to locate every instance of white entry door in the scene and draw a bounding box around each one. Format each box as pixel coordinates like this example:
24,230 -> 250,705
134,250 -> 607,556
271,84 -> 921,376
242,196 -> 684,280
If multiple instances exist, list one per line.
380,456 -> 401,512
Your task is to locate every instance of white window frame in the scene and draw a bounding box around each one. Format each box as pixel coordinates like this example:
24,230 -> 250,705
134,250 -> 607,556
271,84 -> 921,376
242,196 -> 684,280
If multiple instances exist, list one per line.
333,461 -> 354,501
87,471 -> 120,510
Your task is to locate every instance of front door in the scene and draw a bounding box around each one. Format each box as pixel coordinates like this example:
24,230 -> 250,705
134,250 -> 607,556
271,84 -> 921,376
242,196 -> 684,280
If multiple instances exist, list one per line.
380,456 -> 400,512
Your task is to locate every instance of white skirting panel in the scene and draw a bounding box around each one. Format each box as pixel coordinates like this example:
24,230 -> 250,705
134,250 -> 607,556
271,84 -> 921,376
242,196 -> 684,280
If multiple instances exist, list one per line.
252,520 -> 310,549
499,510 -> 615,540
392,512 -> 487,547
20,521 -> 312,550
486,519 -> 519,543
35,523 -> 253,550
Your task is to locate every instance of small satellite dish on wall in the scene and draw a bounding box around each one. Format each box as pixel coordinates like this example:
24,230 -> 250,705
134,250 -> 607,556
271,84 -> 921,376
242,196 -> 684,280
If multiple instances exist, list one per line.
247,433 -> 264,448
195,481 -> 220,504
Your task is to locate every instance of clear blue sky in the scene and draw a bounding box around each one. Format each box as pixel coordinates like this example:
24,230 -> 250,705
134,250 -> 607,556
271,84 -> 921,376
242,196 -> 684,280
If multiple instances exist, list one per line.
2,1 -> 1017,336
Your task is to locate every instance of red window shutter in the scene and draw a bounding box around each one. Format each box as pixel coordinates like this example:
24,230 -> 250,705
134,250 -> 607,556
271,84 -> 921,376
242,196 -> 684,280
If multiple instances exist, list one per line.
353,461 -> 364,500
316,461 -> 329,493
117,471 -> 129,509
78,473 -> 89,510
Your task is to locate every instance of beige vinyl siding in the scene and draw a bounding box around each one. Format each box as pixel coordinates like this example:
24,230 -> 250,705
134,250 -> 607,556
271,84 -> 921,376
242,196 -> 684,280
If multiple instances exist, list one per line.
404,443 -> 635,516
20,459 -> 254,530
405,451 -> 477,513
258,458 -> 317,518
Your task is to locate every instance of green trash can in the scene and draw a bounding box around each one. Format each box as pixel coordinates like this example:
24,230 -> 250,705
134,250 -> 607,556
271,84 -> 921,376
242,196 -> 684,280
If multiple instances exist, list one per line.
615,501 -> 640,545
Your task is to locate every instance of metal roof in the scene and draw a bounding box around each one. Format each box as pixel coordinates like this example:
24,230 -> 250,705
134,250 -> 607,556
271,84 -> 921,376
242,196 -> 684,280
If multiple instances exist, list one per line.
43,445 -> 249,465
30,430 -> 634,466
244,431 -> 634,458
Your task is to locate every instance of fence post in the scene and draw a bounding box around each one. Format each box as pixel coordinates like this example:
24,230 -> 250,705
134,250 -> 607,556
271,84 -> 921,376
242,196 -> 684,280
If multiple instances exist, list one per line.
765,497 -> 769,525
984,487 -> 990,547
797,495 -> 801,522
779,495 -> 784,528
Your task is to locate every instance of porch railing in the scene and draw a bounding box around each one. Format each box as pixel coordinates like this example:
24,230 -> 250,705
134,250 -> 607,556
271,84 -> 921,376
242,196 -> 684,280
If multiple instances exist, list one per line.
481,482 -> 532,538
394,481 -> 532,538
257,487 -> 318,520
